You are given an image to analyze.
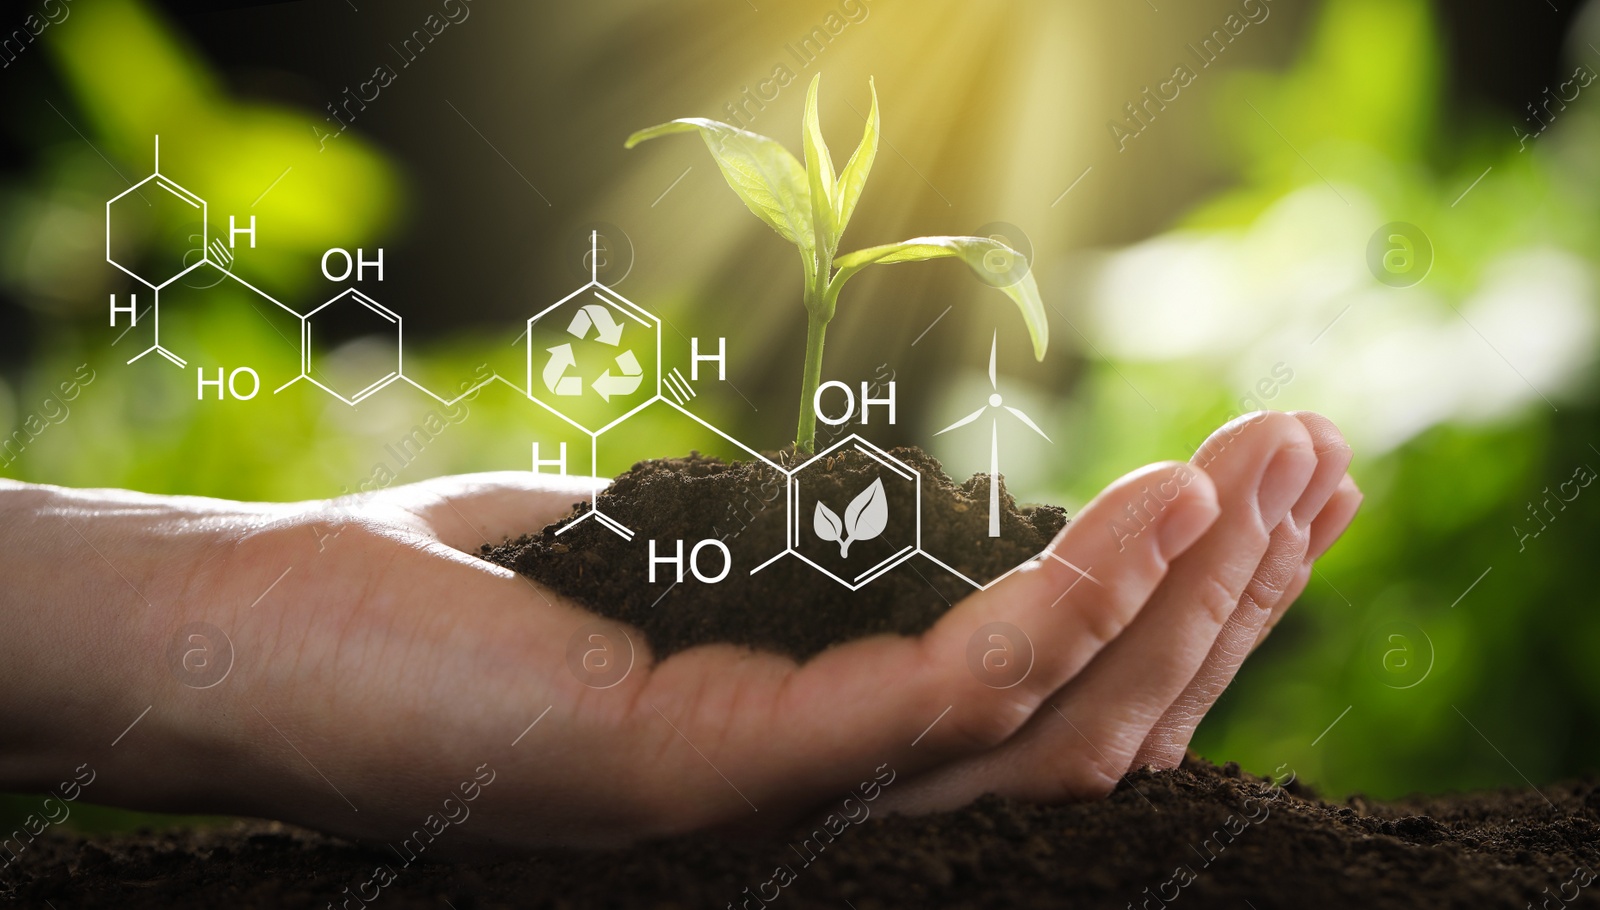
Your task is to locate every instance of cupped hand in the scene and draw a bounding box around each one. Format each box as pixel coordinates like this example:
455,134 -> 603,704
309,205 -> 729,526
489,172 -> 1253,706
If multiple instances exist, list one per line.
878,410 -> 1359,811
0,410 -> 1357,854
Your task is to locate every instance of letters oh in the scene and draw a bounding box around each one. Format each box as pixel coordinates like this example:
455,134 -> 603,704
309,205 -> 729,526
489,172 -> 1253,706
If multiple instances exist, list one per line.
321,247 -> 385,282
648,538 -> 732,584
814,380 -> 897,426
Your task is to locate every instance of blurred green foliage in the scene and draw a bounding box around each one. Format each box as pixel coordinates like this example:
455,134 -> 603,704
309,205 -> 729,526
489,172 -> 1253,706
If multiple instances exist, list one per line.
1062,0 -> 1600,799
3,0 -> 1600,837
48,0 -> 401,287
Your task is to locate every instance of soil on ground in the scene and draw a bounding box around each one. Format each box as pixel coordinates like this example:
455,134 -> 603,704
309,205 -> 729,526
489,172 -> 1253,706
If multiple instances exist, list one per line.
6,757 -> 1598,908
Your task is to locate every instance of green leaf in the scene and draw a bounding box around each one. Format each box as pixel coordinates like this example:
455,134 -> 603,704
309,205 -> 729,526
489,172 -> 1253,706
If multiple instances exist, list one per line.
802,74 -> 837,256
625,118 -> 813,255
833,236 -> 1049,359
834,76 -> 878,236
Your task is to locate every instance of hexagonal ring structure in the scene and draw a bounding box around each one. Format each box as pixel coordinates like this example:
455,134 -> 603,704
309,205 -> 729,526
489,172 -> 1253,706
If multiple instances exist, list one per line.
303,288 -> 402,404
106,174 -> 209,289
525,281 -> 661,434
787,434 -> 921,590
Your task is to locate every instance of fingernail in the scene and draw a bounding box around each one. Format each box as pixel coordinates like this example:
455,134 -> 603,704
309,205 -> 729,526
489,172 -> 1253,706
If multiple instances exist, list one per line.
1257,448 -> 1316,527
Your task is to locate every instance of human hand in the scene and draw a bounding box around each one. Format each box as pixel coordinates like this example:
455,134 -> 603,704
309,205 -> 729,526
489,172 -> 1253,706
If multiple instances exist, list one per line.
878,410 -> 1359,811
0,410 -> 1355,853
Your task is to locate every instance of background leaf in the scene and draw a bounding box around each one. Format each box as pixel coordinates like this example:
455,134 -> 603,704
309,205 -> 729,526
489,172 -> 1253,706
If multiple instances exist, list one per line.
833,237 -> 1049,360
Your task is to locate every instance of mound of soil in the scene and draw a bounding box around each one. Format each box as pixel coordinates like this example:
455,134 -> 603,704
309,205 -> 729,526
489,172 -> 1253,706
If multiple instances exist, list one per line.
6,757 -> 1598,908
481,449 -> 1067,660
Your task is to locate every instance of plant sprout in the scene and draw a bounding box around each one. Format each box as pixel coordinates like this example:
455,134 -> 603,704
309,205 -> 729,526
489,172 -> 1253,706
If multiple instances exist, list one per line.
626,74 -> 1048,453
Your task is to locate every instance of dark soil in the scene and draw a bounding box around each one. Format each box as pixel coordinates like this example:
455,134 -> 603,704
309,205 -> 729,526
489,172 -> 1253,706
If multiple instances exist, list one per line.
481,448 -> 1067,660
6,757 -> 1599,908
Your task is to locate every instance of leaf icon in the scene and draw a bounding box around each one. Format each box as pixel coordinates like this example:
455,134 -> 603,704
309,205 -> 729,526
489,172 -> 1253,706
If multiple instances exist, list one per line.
814,500 -> 844,550
814,478 -> 890,558
841,477 -> 887,557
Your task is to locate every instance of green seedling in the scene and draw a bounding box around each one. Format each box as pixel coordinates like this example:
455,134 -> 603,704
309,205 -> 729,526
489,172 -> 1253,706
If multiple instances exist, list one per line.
626,74 -> 1048,453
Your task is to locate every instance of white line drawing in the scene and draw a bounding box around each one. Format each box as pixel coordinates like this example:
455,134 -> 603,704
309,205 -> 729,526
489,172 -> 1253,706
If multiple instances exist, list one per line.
934,332 -> 1052,537
664,367 -> 696,404
105,140 -> 1061,589
754,435 -> 922,590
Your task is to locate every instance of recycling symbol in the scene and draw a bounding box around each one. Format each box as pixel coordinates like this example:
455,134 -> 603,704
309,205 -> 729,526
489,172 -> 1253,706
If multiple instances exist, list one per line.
542,303 -> 644,402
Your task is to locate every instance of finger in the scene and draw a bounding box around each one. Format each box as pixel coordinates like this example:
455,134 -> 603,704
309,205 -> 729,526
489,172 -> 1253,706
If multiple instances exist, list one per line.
1130,517 -> 1308,769
878,411 -> 1317,812
1246,412 -> 1351,637
1259,473 -> 1364,627
1131,412 -> 1351,768
626,460 -> 1222,829
1252,475 -> 1363,650
373,471 -> 606,552
1285,411 -> 1352,525
1024,412 -> 1315,795
1308,473 -> 1363,561
913,460 -> 1221,754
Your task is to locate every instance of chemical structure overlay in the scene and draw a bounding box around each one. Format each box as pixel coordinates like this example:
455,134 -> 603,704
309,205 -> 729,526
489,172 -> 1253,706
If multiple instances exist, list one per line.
104,137 -> 1067,593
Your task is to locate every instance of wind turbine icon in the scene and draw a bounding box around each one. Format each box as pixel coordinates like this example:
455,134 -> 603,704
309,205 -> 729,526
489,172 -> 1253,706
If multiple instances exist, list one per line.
934,332 -> 1052,537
